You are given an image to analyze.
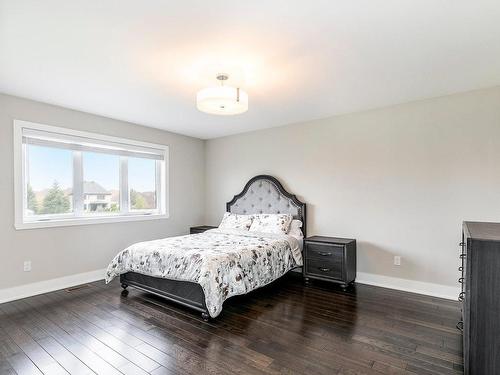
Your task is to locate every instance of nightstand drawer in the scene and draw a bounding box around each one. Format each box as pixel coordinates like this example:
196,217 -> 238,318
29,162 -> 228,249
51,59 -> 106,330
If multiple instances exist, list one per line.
305,258 -> 342,280
306,242 -> 344,261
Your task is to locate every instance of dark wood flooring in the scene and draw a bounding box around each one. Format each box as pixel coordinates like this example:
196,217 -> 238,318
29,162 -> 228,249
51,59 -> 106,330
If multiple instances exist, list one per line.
0,274 -> 463,375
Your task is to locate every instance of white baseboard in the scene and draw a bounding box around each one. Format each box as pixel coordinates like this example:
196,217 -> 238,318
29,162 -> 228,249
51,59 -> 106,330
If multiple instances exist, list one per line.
0,268 -> 106,304
356,272 -> 460,300
0,268 -> 459,305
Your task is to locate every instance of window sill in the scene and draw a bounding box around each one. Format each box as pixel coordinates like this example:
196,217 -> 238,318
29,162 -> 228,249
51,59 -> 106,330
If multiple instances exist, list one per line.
15,213 -> 170,230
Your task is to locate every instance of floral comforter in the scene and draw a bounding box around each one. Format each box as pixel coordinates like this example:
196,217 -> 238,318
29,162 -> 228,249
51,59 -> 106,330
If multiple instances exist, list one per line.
105,228 -> 302,317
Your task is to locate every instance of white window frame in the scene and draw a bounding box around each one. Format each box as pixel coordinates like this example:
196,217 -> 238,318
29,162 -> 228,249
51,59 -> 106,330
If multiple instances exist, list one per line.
14,120 -> 169,230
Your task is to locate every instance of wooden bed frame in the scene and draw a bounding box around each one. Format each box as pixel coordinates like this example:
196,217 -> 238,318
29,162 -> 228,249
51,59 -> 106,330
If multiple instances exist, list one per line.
120,175 -> 306,320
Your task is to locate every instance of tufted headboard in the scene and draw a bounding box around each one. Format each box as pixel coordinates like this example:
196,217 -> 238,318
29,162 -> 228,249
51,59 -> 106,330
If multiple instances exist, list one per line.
226,175 -> 307,237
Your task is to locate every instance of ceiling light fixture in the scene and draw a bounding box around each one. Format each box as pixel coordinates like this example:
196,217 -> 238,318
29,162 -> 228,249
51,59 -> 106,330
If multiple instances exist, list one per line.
196,73 -> 248,115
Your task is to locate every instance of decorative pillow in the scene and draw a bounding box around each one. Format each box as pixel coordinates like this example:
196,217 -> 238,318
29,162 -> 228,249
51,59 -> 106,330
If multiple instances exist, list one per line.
218,212 -> 254,230
287,219 -> 304,239
249,213 -> 293,234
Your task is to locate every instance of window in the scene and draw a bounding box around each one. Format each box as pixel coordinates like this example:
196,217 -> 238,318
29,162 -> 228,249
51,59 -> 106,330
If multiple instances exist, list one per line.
129,157 -> 157,211
14,120 -> 168,229
82,152 -> 120,214
25,145 -> 73,218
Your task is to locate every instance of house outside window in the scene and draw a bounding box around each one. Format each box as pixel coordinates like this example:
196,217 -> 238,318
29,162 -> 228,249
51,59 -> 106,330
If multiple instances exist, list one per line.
71,182 -> 113,212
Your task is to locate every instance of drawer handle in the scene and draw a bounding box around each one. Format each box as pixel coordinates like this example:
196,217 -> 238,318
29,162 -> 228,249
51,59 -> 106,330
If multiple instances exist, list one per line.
458,266 -> 463,272
318,267 -> 330,272
458,292 -> 465,302
459,254 -> 466,259
317,252 -> 332,256
456,321 -> 463,331
458,277 -> 464,284
459,242 -> 465,247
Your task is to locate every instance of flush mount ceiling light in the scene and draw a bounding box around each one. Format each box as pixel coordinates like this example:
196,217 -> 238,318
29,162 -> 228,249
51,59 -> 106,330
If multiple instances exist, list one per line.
196,73 -> 248,115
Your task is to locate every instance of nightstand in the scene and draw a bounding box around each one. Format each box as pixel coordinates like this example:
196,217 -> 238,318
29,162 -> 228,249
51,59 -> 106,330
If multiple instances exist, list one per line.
303,236 -> 356,288
190,225 -> 217,234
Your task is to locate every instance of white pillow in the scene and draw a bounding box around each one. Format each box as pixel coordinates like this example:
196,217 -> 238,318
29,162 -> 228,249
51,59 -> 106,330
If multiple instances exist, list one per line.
218,212 -> 253,230
249,213 -> 293,234
287,219 -> 304,239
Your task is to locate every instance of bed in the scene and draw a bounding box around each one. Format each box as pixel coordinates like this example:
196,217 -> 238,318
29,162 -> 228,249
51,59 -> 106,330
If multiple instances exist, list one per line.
105,175 -> 306,320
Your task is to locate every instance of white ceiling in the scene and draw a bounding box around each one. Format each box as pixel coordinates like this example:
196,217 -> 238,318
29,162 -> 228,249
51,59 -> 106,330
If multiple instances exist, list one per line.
1,1 -> 500,139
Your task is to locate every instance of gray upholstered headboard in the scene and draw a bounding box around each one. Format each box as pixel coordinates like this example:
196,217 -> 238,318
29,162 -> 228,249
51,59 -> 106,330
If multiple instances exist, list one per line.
226,175 -> 307,237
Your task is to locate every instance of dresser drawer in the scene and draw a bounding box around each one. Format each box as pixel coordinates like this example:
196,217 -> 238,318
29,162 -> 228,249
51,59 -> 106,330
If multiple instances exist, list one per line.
306,242 -> 344,261
305,258 -> 342,280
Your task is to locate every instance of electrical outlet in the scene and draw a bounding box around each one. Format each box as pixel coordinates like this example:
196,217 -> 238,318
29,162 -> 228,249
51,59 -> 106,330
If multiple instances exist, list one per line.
23,260 -> 31,272
394,256 -> 401,266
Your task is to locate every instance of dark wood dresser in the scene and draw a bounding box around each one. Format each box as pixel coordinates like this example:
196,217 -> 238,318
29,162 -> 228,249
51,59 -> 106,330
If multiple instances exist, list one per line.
461,221 -> 500,375
303,236 -> 356,288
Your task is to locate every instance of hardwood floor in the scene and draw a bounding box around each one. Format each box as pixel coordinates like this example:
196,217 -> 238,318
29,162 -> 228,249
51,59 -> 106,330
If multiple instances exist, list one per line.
0,274 -> 463,375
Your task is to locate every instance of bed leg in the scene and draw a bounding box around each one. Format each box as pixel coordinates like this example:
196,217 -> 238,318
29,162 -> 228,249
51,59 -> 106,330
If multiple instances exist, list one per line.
201,312 -> 210,322
121,283 -> 129,296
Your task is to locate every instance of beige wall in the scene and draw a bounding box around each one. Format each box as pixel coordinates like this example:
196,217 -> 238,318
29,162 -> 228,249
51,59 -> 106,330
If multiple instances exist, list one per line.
3,86 -> 500,294
0,94 -> 205,290
205,86 -> 500,288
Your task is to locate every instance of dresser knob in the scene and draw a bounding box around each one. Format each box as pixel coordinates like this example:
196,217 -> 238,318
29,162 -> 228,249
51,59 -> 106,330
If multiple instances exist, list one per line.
458,277 -> 465,284
458,266 -> 463,271
459,242 -> 465,247
456,321 -> 463,331
318,267 -> 330,272
459,254 -> 466,259
458,292 -> 465,302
